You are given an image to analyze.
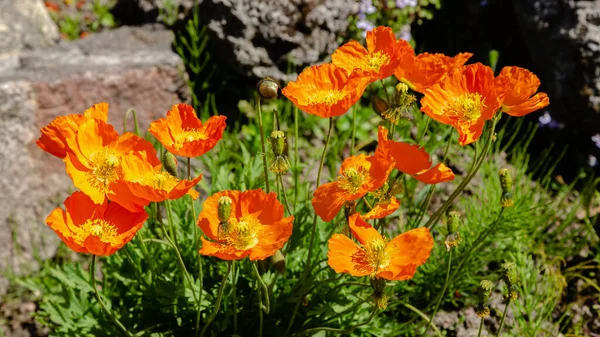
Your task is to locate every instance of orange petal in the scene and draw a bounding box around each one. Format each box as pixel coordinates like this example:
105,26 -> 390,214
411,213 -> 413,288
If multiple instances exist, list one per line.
36,114 -> 87,158
312,182 -> 348,222
503,92 -> 549,117
331,40 -> 369,75
250,216 -> 294,260
240,189 -> 284,226
64,152 -> 107,205
199,237 -> 250,260
348,213 -> 383,245
377,126 -> 431,174
327,234 -> 371,277
83,102 -> 109,122
377,227 -> 434,280
197,190 -> 241,241
363,197 -> 400,219
413,163 -> 455,184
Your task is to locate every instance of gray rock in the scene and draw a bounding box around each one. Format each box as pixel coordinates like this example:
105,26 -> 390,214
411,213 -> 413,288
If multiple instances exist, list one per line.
199,0 -> 355,81
513,0 -> 600,144
0,24 -> 190,294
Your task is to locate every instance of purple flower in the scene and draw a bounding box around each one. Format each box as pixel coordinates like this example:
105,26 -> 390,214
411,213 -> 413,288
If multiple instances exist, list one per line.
358,0 -> 377,15
396,0 -> 418,9
399,24 -> 412,41
589,155 -> 598,168
538,111 -> 563,129
356,19 -> 375,37
592,133 -> 600,148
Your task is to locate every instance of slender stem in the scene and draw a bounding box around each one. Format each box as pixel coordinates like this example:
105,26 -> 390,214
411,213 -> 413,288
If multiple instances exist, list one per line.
274,108 -> 281,130
420,250 -> 453,336
380,79 -> 391,104
123,109 -> 140,136
425,115 -> 500,231
402,303 -> 443,337
253,262 -> 270,314
232,261 -> 238,334
90,255 -> 134,337
257,97 -> 271,193
285,117 -> 334,337
496,297 -> 511,337
351,105 -> 357,156
477,317 -> 484,337
291,307 -> 378,337
188,158 -> 204,337
293,106 -> 299,211
200,262 -> 232,337
278,175 -> 293,216
417,116 -> 431,144
162,201 -> 198,304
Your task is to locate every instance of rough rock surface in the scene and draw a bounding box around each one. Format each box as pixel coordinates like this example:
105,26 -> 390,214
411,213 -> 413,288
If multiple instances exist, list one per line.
0,14 -> 189,295
114,0 -> 355,81
512,0 -> 600,155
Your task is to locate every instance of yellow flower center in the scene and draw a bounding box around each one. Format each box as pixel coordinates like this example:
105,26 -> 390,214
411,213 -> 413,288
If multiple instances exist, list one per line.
223,216 -> 261,251
173,128 -> 208,150
338,166 -> 369,194
307,90 -> 346,105
365,51 -> 390,72
88,149 -> 121,191
140,171 -> 180,191
364,237 -> 391,271
444,93 -> 486,121
72,219 -> 119,245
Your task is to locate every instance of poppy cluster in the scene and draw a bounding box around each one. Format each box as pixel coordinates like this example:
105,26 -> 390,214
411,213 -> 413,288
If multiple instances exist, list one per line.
38,103 -> 225,256
282,25 -> 549,282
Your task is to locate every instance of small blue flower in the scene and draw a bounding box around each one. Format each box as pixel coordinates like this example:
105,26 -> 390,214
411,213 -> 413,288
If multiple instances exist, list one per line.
538,111 -> 563,129
356,19 -> 375,35
396,0 -> 417,9
589,155 -> 598,168
592,133 -> 600,148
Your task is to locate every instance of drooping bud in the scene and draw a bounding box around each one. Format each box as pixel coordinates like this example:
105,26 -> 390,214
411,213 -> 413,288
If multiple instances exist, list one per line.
269,130 -> 286,156
476,279 -> 493,318
217,196 -> 232,224
372,96 -> 388,115
501,261 -> 519,300
498,168 -> 513,193
257,77 -> 279,99
270,249 -> 286,274
444,211 -> 462,251
162,151 -> 178,177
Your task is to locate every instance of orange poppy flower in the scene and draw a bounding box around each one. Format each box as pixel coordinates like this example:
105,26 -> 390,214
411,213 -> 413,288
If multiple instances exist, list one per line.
312,150 -> 394,222
107,152 -> 203,212
376,126 -> 454,184
198,189 -> 294,260
64,118 -> 160,204
37,102 -> 109,158
494,66 -> 550,117
328,214 -> 433,280
149,104 -> 227,158
395,52 -> 472,93
45,191 -> 148,256
420,63 -> 504,146
332,26 -> 414,83
282,64 -> 369,118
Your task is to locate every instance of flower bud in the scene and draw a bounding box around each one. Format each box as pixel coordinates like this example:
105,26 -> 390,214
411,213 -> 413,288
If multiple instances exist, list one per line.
257,77 -> 279,99
162,151 -> 178,177
269,130 -> 286,156
501,261 -> 517,286
370,277 -> 386,294
372,96 -> 388,115
217,196 -> 232,224
500,192 -> 514,208
373,291 -> 389,309
498,168 -> 513,193
447,211 -> 461,234
270,249 -> 286,274
478,279 -> 493,303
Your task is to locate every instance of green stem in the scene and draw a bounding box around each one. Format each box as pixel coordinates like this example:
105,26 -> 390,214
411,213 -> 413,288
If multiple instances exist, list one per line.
402,303 -> 443,337
496,297 -> 511,337
417,116 -> 431,144
232,261 -> 238,334
425,115 -> 500,231
188,158 -> 204,337
285,117 -> 334,337
90,255 -> 134,337
293,106 -> 299,212
274,107 -> 281,130
257,97 -> 271,193
351,105 -> 357,156
278,175 -> 293,216
291,307 -> 377,337
123,109 -> 140,136
253,262 -> 270,314
477,317 -> 484,337
200,262 -> 231,337
380,79 -> 391,105
420,250 -> 452,336
162,201 -> 198,304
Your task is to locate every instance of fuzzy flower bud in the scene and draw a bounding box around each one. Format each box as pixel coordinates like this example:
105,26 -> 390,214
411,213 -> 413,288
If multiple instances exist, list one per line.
257,77 -> 279,99
217,196 -> 232,224
269,130 -> 286,156
270,249 -> 286,274
372,96 -> 388,115
447,211 -> 461,234
498,168 -> 513,193
501,261 -> 517,286
162,151 -> 178,177
478,280 -> 493,303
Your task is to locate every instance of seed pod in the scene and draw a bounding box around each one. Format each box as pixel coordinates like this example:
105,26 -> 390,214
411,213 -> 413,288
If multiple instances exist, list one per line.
498,168 -> 513,193
162,151 -> 178,177
269,130 -> 286,156
447,211 -> 461,234
372,96 -> 388,115
257,77 -> 280,99
270,249 -> 286,274
217,196 -> 232,224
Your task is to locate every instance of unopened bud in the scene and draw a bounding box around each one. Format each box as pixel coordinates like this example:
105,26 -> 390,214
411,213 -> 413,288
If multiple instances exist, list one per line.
162,151 -> 178,177
269,130 -> 286,156
370,277 -> 386,294
478,280 -> 493,304
372,96 -> 388,115
447,211 -> 461,234
373,291 -> 389,309
217,196 -> 232,224
270,250 -> 286,274
257,77 -> 279,99
498,168 -> 513,193
501,261 -> 517,286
